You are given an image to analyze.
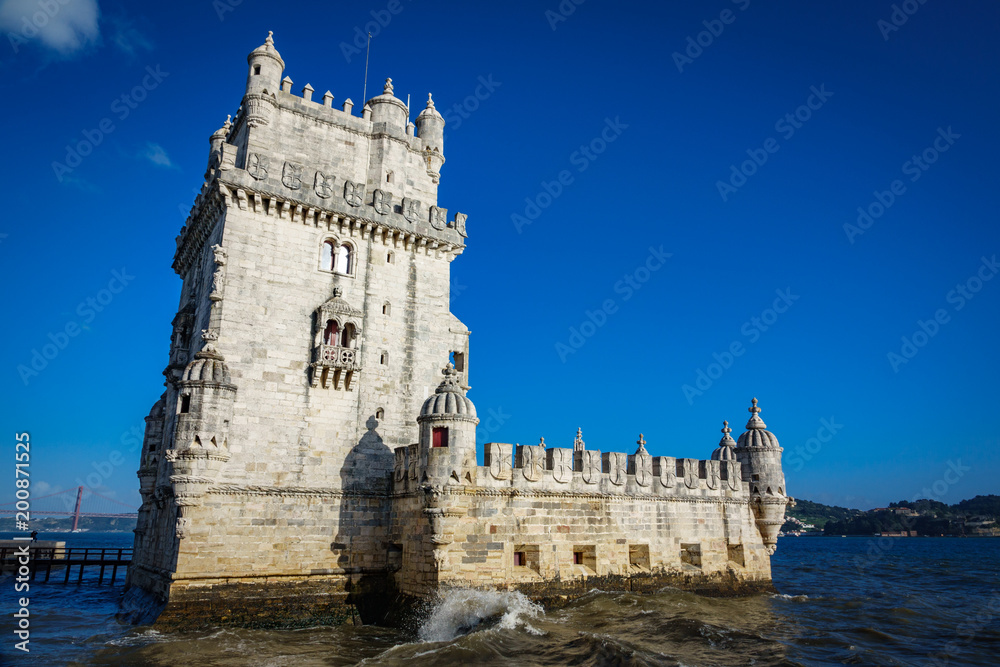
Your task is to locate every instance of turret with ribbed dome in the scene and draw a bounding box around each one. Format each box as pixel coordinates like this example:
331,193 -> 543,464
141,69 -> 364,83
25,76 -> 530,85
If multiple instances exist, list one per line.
711,420 -> 738,461
415,93 -> 445,182
166,332 -> 238,512
733,398 -> 788,555
417,364 -> 479,485
366,77 -> 408,132
243,31 -> 283,128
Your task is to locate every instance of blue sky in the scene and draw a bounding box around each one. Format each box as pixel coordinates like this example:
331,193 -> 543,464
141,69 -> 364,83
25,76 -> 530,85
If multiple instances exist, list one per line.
0,0 -> 997,511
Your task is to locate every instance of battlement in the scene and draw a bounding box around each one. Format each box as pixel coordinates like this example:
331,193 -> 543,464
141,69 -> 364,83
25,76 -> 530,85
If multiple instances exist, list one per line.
392,442 -> 746,499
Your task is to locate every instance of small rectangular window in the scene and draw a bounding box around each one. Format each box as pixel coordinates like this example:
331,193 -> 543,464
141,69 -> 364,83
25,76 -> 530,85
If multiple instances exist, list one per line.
514,551 -> 525,567
253,65 -> 261,75
180,395 -> 191,414
573,551 -> 583,565
432,427 -> 448,448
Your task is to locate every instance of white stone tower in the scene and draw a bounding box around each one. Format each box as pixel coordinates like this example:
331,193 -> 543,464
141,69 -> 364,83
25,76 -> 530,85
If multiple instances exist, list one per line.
734,398 -> 788,554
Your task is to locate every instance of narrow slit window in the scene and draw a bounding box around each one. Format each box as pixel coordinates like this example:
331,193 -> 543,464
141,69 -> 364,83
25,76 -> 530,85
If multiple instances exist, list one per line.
180,395 -> 191,414
338,244 -> 353,274
321,240 -> 336,271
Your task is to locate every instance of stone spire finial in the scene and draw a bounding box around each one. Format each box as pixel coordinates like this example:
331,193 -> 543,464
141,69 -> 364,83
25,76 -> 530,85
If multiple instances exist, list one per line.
636,433 -> 647,454
442,362 -> 456,377
265,30 -> 274,46
539,437 -> 545,448
721,420 -> 731,436
426,93 -> 435,109
745,398 -> 767,430
384,77 -> 394,95
574,427 -> 585,452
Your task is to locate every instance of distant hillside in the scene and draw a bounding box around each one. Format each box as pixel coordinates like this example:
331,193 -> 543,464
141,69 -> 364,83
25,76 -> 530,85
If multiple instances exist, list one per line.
823,495 -> 1000,536
784,498 -> 859,530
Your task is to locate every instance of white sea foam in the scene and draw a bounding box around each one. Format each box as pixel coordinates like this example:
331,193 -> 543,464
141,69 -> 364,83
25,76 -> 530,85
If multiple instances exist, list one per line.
772,593 -> 809,601
418,588 -> 544,642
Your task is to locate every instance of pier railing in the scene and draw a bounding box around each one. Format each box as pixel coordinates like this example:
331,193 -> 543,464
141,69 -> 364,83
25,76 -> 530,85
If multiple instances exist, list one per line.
0,546 -> 132,585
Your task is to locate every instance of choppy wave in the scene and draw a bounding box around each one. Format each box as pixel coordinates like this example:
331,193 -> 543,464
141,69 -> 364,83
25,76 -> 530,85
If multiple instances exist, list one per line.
417,588 -> 544,642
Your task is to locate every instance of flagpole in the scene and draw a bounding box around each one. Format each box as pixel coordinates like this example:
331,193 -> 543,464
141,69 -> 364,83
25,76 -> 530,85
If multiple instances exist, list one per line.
362,31 -> 372,105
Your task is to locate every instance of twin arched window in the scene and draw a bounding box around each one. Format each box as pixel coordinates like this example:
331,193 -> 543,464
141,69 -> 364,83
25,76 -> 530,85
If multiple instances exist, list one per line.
321,240 -> 354,275
322,319 -> 356,348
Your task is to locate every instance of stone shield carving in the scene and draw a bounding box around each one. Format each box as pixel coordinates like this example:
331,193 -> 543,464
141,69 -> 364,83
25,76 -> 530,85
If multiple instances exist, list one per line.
247,153 -> 268,180
344,181 -> 365,207
633,451 -> 652,487
683,459 -> 700,489
656,456 -> 677,488
403,198 -> 421,223
394,448 -> 407,482
519,445 -> 544,482
549,448 -> 573,484
314,171 -> 334,198
706,460 -> 721,490
373,189 -> 392,215
487,442 -> 512,480
581,450 -> 601,484
282,162 -> 302,190
429,206 -> 447,231
453,212 -> 468,238
604,452 -> 627,486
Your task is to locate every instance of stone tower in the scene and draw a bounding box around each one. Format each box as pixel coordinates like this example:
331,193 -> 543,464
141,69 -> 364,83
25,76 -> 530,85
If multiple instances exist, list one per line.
125,31 -> 471,624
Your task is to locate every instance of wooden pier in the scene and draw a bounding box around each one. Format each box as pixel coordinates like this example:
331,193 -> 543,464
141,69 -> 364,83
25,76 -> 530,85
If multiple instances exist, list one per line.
0,542 -> 131,585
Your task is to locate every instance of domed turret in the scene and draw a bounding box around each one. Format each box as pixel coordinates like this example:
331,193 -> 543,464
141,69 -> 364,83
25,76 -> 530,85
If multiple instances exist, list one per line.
417,364 -> 478,485
733,398 -> 788,555
366,77 -> 408,132
415,94 -> 446,182
711,420 -> 737,461
243,31 -> 283,127
246,30 -> 284,95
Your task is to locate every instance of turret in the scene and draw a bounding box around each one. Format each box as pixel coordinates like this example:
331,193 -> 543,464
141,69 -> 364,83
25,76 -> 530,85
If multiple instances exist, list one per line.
417,363 -> 478,485
734,398 -> 788,554
166,332 -> 237,512
415,93 -> 445,182
366,77 -> 408,132
205,116 -> 231,180
243,31 -> 283,128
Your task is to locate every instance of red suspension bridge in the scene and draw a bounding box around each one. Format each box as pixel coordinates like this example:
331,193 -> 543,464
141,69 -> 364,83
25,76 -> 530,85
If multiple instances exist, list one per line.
0,486 -> 138,531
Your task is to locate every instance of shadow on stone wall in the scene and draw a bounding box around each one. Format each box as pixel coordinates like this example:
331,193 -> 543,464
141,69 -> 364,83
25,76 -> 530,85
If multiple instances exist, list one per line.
332,416 -> 393,567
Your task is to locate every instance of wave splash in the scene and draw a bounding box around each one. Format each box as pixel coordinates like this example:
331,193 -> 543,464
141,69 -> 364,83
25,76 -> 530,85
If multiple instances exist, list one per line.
418,588 -> 544,642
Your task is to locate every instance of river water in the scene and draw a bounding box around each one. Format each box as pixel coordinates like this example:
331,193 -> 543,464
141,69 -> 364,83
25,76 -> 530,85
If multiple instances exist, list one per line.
1,532 -> 997,665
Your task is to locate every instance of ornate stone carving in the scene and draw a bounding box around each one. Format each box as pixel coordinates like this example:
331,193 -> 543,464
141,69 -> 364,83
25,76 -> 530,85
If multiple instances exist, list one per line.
683,459 -> 700,489
656,456 -> 677,488
519,445 -> 544,482
453,212 -> 468,238
408,444 -> 418,480
209,244 -> 227,302
314,171 -> 334,198
344,180 -> 364,207
429,205 -> 447,230
549,447 -> 573,483
605,451 -> 627,486
581,450 -> 602,484
282,161 -> 302,190
247,153 -> 269,180
403,197 -> 421,223
394,447 -> 407,482
706,460 -> 721,490
175,516 -> 190,540
726,461 -> 740,491
633,440 -> 652,487
373,189 -> 392,215
487,442 -> 512,480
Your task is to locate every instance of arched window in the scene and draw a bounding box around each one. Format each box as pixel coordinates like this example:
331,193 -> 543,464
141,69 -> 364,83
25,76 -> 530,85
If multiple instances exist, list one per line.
375,408 -> 384,420
386,251 -> 394,264
337,243 -> 353,274
323,319 -> 339,345
382,302 -> 390,316
321,240 -> 336,271
341,322 -> 356,348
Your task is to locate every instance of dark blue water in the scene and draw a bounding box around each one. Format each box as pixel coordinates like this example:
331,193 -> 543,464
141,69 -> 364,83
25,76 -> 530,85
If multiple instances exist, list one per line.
1,533 -> 997,665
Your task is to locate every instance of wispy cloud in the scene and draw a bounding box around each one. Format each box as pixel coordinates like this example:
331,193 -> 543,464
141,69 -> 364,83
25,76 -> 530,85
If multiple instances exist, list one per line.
0,0 -> 100,55
140,142 -> 175,169
107,13 -> 152,56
